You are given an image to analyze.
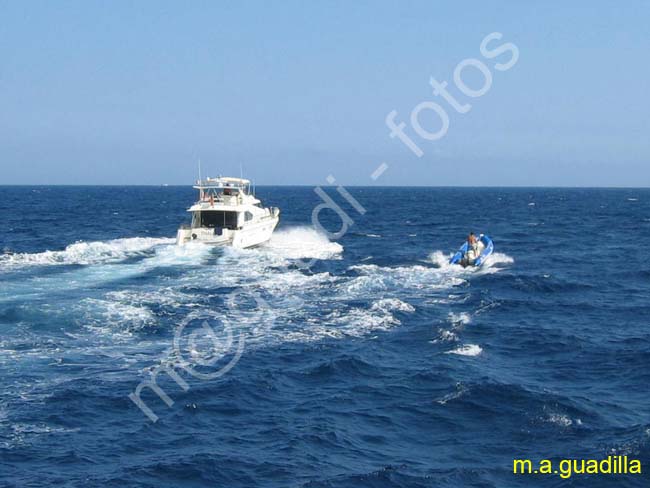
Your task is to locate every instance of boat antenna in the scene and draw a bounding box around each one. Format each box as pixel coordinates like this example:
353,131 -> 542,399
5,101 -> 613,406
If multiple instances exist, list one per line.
198,158 -> 203,199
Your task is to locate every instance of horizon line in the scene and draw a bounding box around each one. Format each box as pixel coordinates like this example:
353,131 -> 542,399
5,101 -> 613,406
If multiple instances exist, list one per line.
1,184 -> 649,190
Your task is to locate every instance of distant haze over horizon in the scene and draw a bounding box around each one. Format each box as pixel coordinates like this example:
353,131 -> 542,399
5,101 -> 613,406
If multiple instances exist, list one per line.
1,2 -> 649,187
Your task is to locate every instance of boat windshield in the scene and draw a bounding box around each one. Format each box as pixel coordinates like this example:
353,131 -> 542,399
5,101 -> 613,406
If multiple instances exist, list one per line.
197,211 -> 238,229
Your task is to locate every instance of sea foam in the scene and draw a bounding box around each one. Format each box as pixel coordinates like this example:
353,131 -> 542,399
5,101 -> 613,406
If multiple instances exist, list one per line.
0,237 -> 174,268
445,344 -> 483,356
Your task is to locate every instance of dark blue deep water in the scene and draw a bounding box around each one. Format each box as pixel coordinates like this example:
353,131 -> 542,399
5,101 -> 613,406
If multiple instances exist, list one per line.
1,186 -> 649,487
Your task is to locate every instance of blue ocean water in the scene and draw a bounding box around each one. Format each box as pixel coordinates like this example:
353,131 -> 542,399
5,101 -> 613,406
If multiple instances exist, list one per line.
0,186 -> 649,487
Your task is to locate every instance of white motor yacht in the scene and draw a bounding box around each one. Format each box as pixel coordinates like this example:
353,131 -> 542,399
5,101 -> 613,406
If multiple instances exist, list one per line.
176,176 -> 280,248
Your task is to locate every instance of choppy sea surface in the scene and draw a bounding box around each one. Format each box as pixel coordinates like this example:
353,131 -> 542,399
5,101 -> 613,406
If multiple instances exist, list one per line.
0,186 -> 649,487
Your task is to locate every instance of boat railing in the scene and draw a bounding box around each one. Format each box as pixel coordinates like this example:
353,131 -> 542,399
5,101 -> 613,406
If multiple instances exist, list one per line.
198,191 -> 244,204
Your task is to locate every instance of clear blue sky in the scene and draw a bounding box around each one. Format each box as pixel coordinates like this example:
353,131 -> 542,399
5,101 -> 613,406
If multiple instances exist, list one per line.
1,1 -> 648,186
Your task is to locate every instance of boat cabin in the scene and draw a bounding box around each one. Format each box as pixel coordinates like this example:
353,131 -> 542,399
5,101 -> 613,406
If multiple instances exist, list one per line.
186,176 -> 261,231
177,175 -> 280,247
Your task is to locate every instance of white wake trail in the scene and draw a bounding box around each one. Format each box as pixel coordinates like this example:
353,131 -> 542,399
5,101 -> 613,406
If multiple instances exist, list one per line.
0,237 -> 175,269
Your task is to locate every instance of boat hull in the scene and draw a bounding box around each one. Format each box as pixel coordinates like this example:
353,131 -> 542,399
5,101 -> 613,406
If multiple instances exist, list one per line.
449,234 -> 494,267
176,216 -> 279,249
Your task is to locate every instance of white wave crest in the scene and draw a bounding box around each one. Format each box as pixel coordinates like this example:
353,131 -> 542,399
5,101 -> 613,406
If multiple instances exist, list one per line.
445,344 -> 483,356
434,312 -> 472,343
347,263 -> 466,296
0,237 -> 174,268
147,241 -> 211,266
429,250 -> 455,268
431,329 -> 458,343
448,312 -> 472,326
285,298 -> 415,342
264,227 -> 343,260
371,298 -> 415,313
483,252 -> 514,267
75,298 -> 156,336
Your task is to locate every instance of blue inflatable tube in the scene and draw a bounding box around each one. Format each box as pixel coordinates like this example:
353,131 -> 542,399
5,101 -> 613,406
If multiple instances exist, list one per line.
449,234 -> 494,267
